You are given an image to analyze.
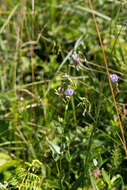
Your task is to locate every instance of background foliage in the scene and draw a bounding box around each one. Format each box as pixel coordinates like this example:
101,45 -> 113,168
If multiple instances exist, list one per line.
0,0 -> 127,189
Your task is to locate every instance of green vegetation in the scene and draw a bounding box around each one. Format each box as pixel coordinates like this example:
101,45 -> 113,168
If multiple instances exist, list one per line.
0,0 -> 127,189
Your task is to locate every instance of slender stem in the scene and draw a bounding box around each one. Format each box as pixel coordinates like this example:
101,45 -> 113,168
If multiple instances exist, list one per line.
71,97 -> 77,126
31,0 -> 35,92
64,102 -> 69,125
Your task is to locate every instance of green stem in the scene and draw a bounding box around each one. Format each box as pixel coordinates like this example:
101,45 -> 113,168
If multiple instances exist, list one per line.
71,96 -> 77,126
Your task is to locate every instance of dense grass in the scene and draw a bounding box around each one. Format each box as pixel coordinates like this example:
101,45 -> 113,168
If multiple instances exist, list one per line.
0,0 -> 127,189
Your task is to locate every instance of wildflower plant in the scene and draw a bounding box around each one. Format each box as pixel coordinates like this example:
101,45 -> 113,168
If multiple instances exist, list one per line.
110,74 -> 119,93
55,74 -> 73,97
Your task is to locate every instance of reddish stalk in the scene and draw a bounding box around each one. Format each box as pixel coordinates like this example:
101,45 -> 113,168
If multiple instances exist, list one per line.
88,0 -> 127,156
31,0 -> 35,92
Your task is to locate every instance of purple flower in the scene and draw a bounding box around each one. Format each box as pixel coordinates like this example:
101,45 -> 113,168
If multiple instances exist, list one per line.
63,74 -> 69,78
65,88 -> 74,96
72,54 -> 79,63
110,74 -> 118,82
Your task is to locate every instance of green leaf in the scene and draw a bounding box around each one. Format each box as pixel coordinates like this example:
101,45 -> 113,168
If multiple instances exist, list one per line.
90,175 -> 99,190
46,137 -> 61,155
102,168 -> 111,186
0,152 -> 11,166
65,150 -> 71,162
